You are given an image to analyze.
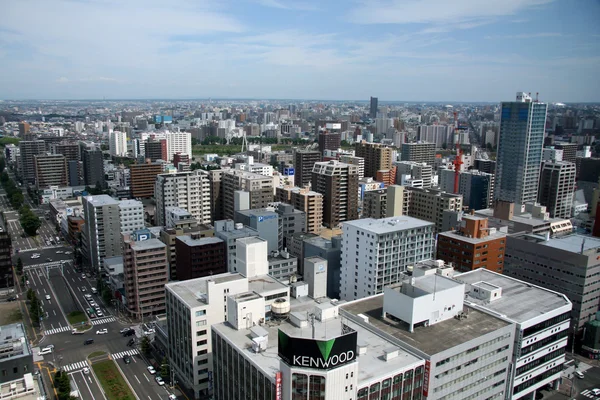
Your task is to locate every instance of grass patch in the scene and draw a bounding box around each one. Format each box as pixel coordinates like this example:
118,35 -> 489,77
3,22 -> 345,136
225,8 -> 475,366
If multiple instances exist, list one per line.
7,309 -> 22,324
88,351 -> 107,358
192,143 -> 290,156
92,360 -> 135,400
67,311 -> 88,325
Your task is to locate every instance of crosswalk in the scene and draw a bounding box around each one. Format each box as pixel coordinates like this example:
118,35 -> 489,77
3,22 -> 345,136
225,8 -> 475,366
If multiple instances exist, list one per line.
24,261 -> 65,271
111,349 -> 139,359
63,360 -> 90,372
581,390 -> 599,398
91,317 -> 116,325
43,326 -> 71,335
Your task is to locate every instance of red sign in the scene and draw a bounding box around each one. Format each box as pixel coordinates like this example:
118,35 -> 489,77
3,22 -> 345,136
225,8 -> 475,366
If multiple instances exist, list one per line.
275,371 -> 282,400
422,360 -> 431,398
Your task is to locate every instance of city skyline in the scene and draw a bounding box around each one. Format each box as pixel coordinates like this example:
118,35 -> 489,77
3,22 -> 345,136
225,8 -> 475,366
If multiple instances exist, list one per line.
1,0 -> 599,102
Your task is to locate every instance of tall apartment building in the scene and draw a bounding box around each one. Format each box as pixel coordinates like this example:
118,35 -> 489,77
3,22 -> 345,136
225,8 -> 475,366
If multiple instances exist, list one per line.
400,142 -> 435,165
289,187 -> 323,234
18,121 -> 31,139
109,130 -> 128,157
405,187 -> 463,232
538,161 -> 576,219
18,140 -> 46,185
155,171 -> 212,226
275,203 -> 305,248
123,230 -> 168,318
145,139 -> 167,162
339,155 -> 365,179
474,158 -> 496,174
370,96 -> 378,118
355,141 -> 393,179
129,162 -> 163,199
82,195 -> 122,270
495,92 -> 547,204
166,131 -> 192,162
340,216 -> 435,300
459,170 -> 495,210
293,150 -> 321,188
82,149 -> 105,187
363,189 -> 388,219
311,160 -> 359,228
304,235 -> 342,298
317,130 -> 341,154
175,236 -> 226,281
395,161 -> 433,188
34,154 -> 67,189
455,269 -> 571,399
0,227 -> 13,288
118,199 -> 145,234
504,233 -> 600,331
553,142 -> 578,164
214,220 -> 259,272
437,215 -> 507,273
221,170 -> 274,220
201,169 -> 224,223
53,143 -> 80,186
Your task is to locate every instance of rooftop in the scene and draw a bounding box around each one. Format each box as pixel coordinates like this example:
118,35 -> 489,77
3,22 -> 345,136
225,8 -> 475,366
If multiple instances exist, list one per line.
248,274 -> 288,294
130,238 -> 167,251
84,194 -> 119,206
118,199 -> 143,208
215,226 -> 259,239
531,233 -> 600,253
223,169 -> 272,180
176,236 -> 224,247
0,323 -> 30,359
438,229 -> 506,244
343,216 -> 434,234
341,295 -> 511,355
167,272 -> 247,306
0,374 -> 40,400
165,206 -> 192,216
236,209 -> 278,217
455,269 -> 571,323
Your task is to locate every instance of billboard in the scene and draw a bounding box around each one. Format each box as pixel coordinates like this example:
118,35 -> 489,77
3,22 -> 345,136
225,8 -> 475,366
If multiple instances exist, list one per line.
278,329 -> 357,370
423,360 -> 431,397
275,372 -> 282,400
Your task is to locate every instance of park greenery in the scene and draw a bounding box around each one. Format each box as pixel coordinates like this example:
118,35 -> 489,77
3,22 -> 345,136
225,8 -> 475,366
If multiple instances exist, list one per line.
27,288 -> 42,327
1,171 -> 24,209
93,360 -> 135,400
53,370 -> 76,400
140,336 -> 150,356
19,205 -> 42,236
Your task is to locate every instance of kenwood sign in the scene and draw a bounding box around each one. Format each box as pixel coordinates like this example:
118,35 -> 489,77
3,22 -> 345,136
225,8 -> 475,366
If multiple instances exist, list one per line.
278,329 -> 357,370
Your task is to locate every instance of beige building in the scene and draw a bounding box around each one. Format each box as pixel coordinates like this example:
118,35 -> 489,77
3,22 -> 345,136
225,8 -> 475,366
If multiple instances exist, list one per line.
34,154 -> 67,189
405,187 -> 463,231
354,141 -> 392,179
312,160 -> 359,228
222,169 -> 274,220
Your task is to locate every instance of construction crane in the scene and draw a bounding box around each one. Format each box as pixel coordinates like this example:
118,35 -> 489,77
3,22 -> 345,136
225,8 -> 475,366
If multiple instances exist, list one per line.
453,112 -> 463,193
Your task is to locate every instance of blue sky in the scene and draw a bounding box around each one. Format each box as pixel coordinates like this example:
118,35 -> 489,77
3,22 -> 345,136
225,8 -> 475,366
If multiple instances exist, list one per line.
1,0 -> 599,102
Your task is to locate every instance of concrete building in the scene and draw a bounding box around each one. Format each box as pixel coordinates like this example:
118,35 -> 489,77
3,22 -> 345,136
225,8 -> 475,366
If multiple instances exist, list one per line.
175,236 -> 226,281
235,209 -> 281,253
339,155 -> 365,179
504,233 -> 600,331
459,170 -> 495,210
317,130 -> 341,154
405,187 -> 463,232
0,226 -> 13,291
118,199 -> 145,234
123,231 -> 168,318
222,170 -> 274,220
282,187 -> 323,234
554,142 -> 578,164
82,148 -> 105,187
395,161 -> 433,188
159,219 -> 213,280
340,216 -> 435,300
400,142 -> 435,165
354,142 -> 393,179
455,269 -> 572,399
82,195 -> 122,270
145,139 -> 167,162
200,169 -> 224,223
129,162 -> 163,199
0,324 -> 33,384
304,235 -> 342,299
293,150 -> 321,188
370,96 -> 378,118
275,203 -> 305,248
363,189 -> 388,219
18,121 -> 30,139
538,161 -> 576,219
34,154 -> 67,189
109,130 -> 128,157
474,159 -> 496,174
267,250 -> 298,279
155,171 -> 212,226
437,215 -> 507,273
166,131 -> 192,162
214,220 -> 259,273
311,160 -> 359,228
495,92 -> 547,205
18,140 -> 46,185
386,185 -> 409,217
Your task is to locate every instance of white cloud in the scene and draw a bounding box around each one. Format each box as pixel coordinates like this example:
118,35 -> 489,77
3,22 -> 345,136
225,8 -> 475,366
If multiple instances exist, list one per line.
485,32 -> 562,39
254,0 -> 317,10
56,77 -> 69,83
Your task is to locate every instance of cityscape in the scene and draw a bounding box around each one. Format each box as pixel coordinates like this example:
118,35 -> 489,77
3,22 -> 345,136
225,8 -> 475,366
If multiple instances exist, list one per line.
1,1 -> 600,400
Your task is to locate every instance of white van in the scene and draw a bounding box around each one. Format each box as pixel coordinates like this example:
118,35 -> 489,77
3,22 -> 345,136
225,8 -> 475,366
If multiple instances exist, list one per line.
91,288 -> 98,294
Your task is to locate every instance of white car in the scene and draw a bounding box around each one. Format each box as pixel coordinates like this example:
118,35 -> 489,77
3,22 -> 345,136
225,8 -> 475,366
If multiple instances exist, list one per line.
64,251 -> 72,255
592,389 -> 600,396
155,376 -> 165,386
96,311 -> 104,317
147,366 -> 156,375
81,287 -> 86,292
84,294 -> 92,300
38,348 -> 52,356
56,250 -> 63,254
96,329 -> 108,335
31,254 -> 40,259
168,395 -> 177,400
45,295 -> 51,301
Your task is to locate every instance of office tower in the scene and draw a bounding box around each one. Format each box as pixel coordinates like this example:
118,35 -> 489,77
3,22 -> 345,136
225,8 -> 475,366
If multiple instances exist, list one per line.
213,220 -> 259,272
458,170 -> 495,210
504,233 -> 600,331
293,150 -> 321,188
18,140 -> 46,185
123,230 -> 168,318
538,161 -> 576,219
403,187 -> 463,232
145,139 -> 167,162
339,155 -> 365,179
0,229 -> 13,288
200,169 -> 224,223
235,209 -> 280,253
52,143 -> 80,186
82,149 -> 105,187
340,216 -> 435,300
82,195 -> 122,270
18,121 -> 31,139
317,130 -> 341,154
109,130 -> 128,157
118,199 -> 145,235
400,142 -> 435,165
289,187 -> 323,234
369,96 -> 378,118
495,92 -> 547,204
34,154 -> 67,189
221,170 -> 274,220
311,161 -> 359,228
155,171 -> 212,226
363,189 -> 387,219
554,142 -> 577,164
354,142 -> 392,179
274,203 -> 305,248
396,161 -> 433,188
473,159 -> 496,174
175,236 -> 226,281
437,215 -> 507,273
165,131 -> 192,162
129,162 -> 163,199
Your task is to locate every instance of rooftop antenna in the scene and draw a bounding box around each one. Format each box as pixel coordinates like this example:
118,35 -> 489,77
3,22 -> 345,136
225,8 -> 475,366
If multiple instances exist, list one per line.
581,238 -> 586,254
309,312 -> 316,339
535,92 -> 539,102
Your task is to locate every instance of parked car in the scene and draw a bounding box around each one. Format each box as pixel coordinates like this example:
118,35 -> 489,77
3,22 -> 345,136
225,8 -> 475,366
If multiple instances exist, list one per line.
123,329 -> 135,337
126,338 -> 135,347
155,376 -> 164,386
96,311 -> 104,317
7,297 -> 17,302
96,329 -> 108,335
147,366 -> 156,375
120,328 -> 132,334
72,329 -> 84,335
44,345 -> 54,350
591,388 -> 600,396
90,288 -> 97,294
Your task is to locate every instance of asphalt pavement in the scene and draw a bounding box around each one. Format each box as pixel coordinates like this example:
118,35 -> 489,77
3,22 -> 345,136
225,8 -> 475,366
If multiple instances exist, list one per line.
25,267 -> 69,334
118,352 -> 174,400
70,368 -> 105,400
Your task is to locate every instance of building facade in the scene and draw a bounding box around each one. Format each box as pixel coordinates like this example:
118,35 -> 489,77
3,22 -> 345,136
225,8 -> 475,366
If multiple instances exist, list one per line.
311,161 -> 359,228
293,150 -> 321,189
175,236 -> 227,281
222,170 -> 274,220
18,140 -> 46,185
355,142 -> 393,179
82,148 -> 105,187
155,171 -> 212,226
34,154 -> 67,189
130,162 -> 163,199
537,161 -> 576,219
81,195 -> 122,270
400,142 -> 435,165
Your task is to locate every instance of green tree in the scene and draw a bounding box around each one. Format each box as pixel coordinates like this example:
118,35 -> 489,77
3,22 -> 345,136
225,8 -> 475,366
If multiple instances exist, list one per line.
20,211 -> 41,236
0,171 -> 8,184
27,288 -> 34,302
140,336 -> 151,355
191,138 -> 198,146
102,288 -> 113,305
16,258 -> 23,275
160,357 -> 170,379
29,295 -> 41,325
0,157 -> 5,174
442,142 -> 447,150
10,192 -> 24,209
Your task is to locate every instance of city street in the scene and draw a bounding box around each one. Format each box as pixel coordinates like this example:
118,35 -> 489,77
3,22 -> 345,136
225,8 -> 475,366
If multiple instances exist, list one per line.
117,352 -> 174,400
25,266 -> 70,335
70,368 -> 105,400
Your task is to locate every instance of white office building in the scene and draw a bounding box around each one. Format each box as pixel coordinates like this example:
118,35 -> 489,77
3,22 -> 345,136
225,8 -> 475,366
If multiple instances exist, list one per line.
339,216 -> 435,300
166,131 -> 192,162
118,199 -> 145,234
109,130 -> 128,157
155,171 -> 212,226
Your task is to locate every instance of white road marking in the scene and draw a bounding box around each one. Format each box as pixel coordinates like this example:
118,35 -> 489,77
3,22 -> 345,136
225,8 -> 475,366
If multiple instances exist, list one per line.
134,375 -> 141,384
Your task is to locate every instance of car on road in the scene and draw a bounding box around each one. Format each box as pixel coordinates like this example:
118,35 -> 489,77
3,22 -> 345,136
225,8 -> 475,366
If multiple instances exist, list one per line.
38,348 -> 52,356
84,294 -> 92,300
592,389 -> 600,396
31,254 -> 40,259
83,367 -> 90,374
81,287 -> 86,292
71,329 -> 84,335
84,339 -> 94,345
45,258 -> 52,262
168,395 -> 177,400
64,251 -> 72,255
89,301 -> 97,307
126,338 -> 135,346
123,330 -> 135,337
44,344 -> 54,350
90,288 -> 97,294
6,297 -> 16,302
155,376 -> 165,386
45,295 -> 51,300
96,329 -> 108,335
96,311 -> 104,317
81,274 -> 86,279
120,328 -> 132,334
56,250 -> 63,254
123,355 -> 132,364
147,366 -> 156,374
575,370 -> 584,379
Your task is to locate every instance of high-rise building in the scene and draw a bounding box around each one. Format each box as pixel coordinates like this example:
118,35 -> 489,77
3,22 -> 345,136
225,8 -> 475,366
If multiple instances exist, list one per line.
293,150 -> 321,188
82,149 -> 105,187
34,154 -> 67,189
437,215 -> 507,273
340,216 -> 435,300
303,235 -> 342,298
221,170 -> 274,220
538,161 -> 576,219
109,130 -> 128,157
274,203 -> 305,248
145,139 -> 167,162
175,236 -> 226,281
235,209 -> 281,253
458,170 -> 495,210
395,161 -> 433,188
18,121 -> 31,139
363,189 -> 388,219
495,92 -> 547,205
404,187 -> 463,232
52,143 -> 80,186
173,153 -> 190,169
289,187 -> 323,234
123,231 -> 168,318
317,131 -> 341,155
129,162 -> 163,199
18,140 -> 46,185
400,142 -> 435,165
0,227 -> 13,289
118,199 -> 145,235
81,195 -> 122,270
213,220 -> 259,272
474,159 -> 496,174
166,131 -> 192,162
369,96 -> 378,118
553,142 -> 578,164
339,155 -> 365,179
354,142 -> 392,179
155,171 -> 212,226
311,161 -> 359,228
